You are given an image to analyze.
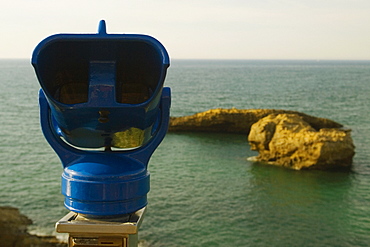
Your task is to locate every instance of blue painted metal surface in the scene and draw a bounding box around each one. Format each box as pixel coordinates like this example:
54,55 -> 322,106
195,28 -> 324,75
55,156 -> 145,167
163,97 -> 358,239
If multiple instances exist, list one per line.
33,21 -> 171,216
32,20 -> 170,149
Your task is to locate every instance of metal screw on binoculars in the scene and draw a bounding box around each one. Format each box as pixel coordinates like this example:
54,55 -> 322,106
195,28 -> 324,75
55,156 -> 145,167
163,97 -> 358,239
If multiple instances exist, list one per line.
32,20 -> 171,247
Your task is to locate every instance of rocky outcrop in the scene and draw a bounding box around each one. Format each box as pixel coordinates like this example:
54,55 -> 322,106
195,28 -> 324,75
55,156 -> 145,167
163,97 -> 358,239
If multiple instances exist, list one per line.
169,108 -> 354,170
169,108 -> 342,134
0,206 -> 66,247
248,114 -> 355,170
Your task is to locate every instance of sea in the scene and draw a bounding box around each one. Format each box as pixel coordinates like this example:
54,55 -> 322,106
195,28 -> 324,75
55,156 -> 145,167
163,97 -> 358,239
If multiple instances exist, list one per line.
0,59 -> 369,246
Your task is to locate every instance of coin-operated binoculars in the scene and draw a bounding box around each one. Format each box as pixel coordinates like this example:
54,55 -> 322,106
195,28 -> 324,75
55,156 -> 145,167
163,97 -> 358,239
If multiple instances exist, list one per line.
32,20 -> 170,247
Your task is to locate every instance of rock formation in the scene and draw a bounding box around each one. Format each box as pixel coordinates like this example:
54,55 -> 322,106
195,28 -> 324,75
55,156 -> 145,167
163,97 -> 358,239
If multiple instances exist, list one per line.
0,206 -> 66,247
169,108 -> 355,170
169,108 -> 343,134
248,113 -> 355,170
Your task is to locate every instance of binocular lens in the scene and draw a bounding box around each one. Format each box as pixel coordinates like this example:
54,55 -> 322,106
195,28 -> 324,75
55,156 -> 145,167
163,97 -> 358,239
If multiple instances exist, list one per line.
59,82 -> 88,105
56,79 -> 152,105
117,83 -> 150,104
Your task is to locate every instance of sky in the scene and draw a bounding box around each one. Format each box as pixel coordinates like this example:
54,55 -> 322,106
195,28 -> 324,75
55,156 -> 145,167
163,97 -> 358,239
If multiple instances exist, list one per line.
1,0 -> 370,60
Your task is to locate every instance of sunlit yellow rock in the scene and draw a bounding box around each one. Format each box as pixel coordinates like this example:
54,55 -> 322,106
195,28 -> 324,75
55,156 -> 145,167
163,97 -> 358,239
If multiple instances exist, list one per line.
169,108 -> 354,170
169,108 -> 342,134
248,113 -> 355,170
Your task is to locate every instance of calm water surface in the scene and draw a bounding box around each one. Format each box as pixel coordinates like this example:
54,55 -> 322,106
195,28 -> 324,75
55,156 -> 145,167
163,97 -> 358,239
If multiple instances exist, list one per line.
0,59 -> 369,246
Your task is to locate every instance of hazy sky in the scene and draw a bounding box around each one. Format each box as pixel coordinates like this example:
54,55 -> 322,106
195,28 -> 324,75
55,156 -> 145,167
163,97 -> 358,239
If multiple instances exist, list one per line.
2,0 -> 370,60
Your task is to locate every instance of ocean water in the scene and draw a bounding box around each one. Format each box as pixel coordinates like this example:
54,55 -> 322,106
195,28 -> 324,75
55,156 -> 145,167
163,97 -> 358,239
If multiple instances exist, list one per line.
0,59 -> 369,246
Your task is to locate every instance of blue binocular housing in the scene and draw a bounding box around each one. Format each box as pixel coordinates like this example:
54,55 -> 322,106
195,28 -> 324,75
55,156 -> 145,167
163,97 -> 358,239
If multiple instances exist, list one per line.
32,21 -> 170,216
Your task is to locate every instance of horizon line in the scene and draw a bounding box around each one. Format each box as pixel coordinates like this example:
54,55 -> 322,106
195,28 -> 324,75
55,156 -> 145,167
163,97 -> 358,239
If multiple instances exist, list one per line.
1,58 -> 370,62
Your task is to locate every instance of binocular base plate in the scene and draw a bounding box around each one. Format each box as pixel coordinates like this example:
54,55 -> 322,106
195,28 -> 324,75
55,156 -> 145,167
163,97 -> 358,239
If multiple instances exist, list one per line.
56,207 -> 146,247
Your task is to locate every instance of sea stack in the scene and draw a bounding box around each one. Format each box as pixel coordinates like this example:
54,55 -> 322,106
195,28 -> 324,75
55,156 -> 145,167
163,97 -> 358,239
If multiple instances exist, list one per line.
248,113 -> 355,170
169,108 -> 355,170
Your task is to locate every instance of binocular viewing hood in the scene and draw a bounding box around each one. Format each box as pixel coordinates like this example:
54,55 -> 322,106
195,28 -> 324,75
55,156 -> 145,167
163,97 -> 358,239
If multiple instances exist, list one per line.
32,20 -> 170,150
32,21 -> 171,216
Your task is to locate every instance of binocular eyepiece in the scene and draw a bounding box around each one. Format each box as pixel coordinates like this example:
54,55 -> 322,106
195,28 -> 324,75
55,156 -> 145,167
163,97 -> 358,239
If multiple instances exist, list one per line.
32,21 -> 171,216
33,20 -> 169,150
